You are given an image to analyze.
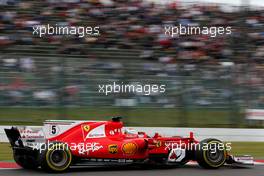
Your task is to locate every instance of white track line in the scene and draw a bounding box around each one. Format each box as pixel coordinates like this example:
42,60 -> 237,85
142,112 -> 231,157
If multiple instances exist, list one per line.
0,162 -> 263,170
187,161 -> 264,166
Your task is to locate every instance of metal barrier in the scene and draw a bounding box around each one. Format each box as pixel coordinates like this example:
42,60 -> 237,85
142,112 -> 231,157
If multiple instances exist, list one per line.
0,56 -> 264,127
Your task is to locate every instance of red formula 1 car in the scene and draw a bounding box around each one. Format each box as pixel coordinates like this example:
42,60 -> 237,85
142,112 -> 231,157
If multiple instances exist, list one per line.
5,117 -> 253,172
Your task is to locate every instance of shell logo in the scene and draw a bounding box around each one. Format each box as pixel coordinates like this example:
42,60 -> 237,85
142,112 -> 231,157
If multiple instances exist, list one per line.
122,142 -> 138,155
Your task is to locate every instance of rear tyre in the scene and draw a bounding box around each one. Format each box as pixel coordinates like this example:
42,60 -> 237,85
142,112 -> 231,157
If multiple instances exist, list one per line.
195,138 -> 226,169
40,143 -> 72,172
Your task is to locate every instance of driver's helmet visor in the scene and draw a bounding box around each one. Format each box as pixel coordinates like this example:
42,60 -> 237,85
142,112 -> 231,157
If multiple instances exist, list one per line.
123,128 -> 138,135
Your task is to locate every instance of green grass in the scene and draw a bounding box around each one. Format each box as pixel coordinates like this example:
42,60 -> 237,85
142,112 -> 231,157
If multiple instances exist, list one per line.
228,142 -> 264,159
0,107 -> 243,127
0,143 -> 12,161
1,142 -> 263,161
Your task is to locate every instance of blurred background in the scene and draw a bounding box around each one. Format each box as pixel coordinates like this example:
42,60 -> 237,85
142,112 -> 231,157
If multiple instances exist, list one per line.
0,0 -> 264,127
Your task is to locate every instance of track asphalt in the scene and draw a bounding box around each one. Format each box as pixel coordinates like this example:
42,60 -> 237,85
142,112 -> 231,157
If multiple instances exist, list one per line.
0,164 -> 263,176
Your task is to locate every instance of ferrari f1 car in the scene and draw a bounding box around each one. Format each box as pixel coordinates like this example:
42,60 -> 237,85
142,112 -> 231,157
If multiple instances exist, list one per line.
5,117 -> 253,172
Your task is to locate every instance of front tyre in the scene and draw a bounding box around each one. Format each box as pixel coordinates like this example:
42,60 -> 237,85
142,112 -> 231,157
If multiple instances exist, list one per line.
195,138 -> 226,169
40,143 -> 72,172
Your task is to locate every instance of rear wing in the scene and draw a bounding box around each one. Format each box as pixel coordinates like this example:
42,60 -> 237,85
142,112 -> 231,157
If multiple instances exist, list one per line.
4,127 -> 24,147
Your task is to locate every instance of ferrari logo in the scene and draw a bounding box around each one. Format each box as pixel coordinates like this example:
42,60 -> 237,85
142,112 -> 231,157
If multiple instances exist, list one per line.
83,125 -> 90,132
156,140 -> 162,147
82,124 -> 90,141
108,144 -> 118,154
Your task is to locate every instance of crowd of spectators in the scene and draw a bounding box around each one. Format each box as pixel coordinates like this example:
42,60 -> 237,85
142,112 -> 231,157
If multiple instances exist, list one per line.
0,0 -> 264,63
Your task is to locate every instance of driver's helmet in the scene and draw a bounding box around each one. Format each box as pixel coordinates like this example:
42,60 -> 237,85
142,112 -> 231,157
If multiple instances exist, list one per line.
124,128 -> 138,135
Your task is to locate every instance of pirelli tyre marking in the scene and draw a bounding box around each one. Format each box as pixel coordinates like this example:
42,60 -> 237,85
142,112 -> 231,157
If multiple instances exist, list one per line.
44,143 -> 72,172
195,138 -> 227,169
203,140 -> 227,168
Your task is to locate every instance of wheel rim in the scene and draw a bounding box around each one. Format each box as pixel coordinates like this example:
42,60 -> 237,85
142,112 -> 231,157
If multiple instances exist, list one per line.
205,143 -> 225,163
49,150 -> 68,167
